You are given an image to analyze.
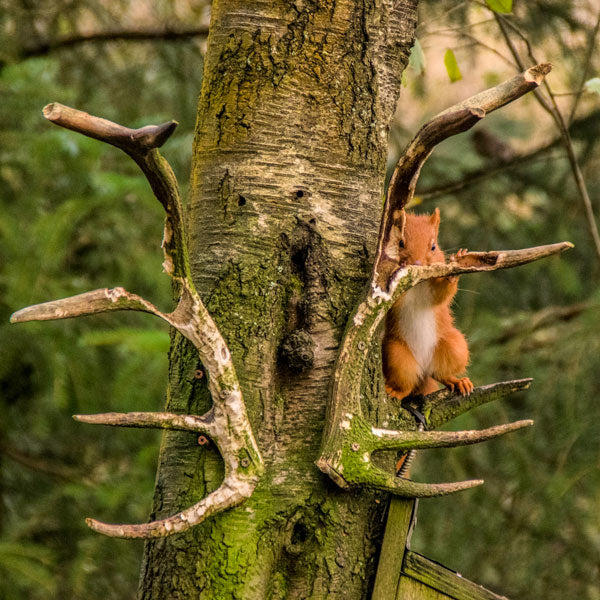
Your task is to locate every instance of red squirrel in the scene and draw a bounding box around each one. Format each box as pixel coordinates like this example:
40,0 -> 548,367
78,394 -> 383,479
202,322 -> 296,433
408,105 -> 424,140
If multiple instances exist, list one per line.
382,208 -> 474,400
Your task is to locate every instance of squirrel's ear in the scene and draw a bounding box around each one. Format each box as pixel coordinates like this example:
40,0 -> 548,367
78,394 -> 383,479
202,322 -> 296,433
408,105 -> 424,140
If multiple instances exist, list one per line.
430,207 -> 440,235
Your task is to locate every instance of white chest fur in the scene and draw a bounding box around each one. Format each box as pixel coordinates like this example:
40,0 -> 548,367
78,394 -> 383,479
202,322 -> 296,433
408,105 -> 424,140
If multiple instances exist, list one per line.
396,283 -> 437,375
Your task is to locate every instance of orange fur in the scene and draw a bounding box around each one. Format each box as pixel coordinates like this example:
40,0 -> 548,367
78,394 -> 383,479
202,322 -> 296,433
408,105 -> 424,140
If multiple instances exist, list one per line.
382,209 -> 473,400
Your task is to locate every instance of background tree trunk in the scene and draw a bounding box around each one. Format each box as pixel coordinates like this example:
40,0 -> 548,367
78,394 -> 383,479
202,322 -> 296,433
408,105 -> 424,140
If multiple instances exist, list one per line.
139,1 -> 418,597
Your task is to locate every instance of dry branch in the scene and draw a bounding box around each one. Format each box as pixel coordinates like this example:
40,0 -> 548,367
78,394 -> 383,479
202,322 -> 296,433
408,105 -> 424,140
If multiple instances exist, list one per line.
11,105 -> 264,538
18,26 -> 209,61
317,65 -> 571,498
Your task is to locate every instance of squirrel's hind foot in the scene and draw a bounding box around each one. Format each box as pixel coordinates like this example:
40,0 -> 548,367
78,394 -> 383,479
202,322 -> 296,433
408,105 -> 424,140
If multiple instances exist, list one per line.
385,385 -> 412,401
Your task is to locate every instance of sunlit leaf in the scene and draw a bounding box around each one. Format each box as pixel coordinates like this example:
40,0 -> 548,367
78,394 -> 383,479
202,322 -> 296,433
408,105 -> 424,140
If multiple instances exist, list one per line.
444,49 -> 462,83
408,38 -> 426,75
485,0 -> 513,13
401,69 -> 408,87
584,77 -> 600,95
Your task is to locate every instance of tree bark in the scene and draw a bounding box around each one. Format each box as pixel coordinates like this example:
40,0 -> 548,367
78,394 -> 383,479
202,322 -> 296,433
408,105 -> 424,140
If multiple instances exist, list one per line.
139,1 -> 418,598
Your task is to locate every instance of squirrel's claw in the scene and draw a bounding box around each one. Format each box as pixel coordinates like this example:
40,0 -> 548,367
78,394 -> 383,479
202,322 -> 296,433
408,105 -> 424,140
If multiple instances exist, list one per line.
442,376 -> 473,396
457,377 -> 474,395
385,385 -> 412,401
450,248 -> 469,262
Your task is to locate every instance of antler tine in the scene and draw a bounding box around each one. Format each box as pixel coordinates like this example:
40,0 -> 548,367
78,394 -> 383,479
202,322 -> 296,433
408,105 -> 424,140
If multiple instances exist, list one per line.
385,242 -> 573,303
322,418 -> 531,498
42,103 -> 178,155
420,379 -> 533,429
352,464 -> 484,498
374,63 -> 553,289
86,474 -> 255,539
10,287 -> 163,323
73,411 -> 216,437
43,102 -> 188,280
369,420 -> 534,452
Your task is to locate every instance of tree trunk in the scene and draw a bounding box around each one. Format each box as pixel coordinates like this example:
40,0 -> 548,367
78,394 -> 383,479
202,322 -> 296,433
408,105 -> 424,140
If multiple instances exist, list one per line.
139,1 -> 418,597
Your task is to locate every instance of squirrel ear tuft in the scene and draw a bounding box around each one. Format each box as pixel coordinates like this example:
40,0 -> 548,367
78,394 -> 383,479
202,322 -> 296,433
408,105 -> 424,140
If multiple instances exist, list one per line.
430,207 -> 440,233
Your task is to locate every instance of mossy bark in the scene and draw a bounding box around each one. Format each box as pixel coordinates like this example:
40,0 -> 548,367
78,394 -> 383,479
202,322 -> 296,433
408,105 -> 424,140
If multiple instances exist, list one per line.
138,1 -> 418,598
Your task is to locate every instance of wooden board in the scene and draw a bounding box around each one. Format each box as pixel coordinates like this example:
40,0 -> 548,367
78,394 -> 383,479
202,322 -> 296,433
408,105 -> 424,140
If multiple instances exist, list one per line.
371,499 -> 416,600
400,551 -> 509,600
396,575 -> 454,599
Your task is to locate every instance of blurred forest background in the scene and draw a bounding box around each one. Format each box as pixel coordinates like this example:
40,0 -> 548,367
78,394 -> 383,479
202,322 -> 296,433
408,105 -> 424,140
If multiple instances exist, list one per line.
1,1 -> 599,598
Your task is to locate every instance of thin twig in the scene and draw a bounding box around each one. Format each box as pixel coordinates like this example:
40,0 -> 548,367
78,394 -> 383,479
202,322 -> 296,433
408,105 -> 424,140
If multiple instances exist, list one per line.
422,18 -> 496,37
568,9 -> 600,125
416,1 -> 469,32
18,26 -> 209,60
472,302 -> 592,348
451,32 -> 517,68
432,40 -> 513,69
494,13 -> 600,262
418,140 -> 563,201
0,443 -> 88,483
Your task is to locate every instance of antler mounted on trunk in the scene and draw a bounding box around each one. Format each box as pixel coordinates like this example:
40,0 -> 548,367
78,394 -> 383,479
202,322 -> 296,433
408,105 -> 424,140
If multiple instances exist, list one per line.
11,104 -> 264,539
11,64 -> 572,535
316,63 -> 573,496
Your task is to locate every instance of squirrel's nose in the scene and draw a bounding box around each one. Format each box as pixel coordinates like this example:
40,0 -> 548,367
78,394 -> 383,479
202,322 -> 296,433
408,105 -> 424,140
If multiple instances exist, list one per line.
412,260 -> 422,266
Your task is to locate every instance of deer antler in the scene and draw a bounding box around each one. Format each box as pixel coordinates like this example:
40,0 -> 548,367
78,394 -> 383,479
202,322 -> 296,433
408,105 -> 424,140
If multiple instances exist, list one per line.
11,104 -> 264,539
316,63 -> 572,497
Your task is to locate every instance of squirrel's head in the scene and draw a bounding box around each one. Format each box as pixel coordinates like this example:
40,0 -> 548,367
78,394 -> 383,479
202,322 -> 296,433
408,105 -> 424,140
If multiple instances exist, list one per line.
388,208 -> 445,266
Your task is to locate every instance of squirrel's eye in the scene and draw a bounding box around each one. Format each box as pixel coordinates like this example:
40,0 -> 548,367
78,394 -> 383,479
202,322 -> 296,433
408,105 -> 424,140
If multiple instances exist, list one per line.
399,239 -> 405,248
431,243 -> 436,251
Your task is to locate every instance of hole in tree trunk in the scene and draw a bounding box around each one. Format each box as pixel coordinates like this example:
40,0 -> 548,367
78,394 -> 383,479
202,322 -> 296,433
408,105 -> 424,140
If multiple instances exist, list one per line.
291,521 -> 309,545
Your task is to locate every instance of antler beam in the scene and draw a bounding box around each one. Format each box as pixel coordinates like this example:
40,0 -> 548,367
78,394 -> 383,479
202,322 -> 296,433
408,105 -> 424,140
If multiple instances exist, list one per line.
11,104 -> 264,538
376,63 -> 552,289
317,64 -> 571,497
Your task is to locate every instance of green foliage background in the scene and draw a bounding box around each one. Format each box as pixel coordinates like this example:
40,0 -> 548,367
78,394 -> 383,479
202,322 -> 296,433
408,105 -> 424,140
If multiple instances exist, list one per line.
1,1 -> 599,598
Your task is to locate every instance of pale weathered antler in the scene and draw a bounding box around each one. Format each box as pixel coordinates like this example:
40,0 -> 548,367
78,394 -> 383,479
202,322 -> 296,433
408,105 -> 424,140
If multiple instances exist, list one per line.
10,104 -> 263,539
316,64 -> 572,497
